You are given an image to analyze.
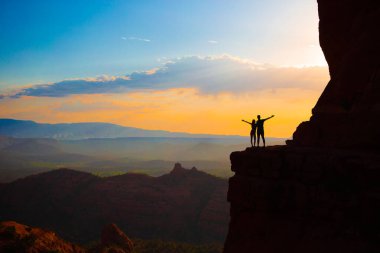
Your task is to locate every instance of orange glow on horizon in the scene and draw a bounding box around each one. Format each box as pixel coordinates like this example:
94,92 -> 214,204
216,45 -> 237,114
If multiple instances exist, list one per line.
0,86 -> 324,138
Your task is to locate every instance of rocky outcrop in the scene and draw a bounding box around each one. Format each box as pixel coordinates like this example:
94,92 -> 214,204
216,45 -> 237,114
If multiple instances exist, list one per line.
291,0 -> 380,148
223,2 -> 380,250
0,221 -> 134,253
101,224 -> 133,250
0,164 -> 228,244
89,223 -> 134,253
0,221 -> 85,253
224,147 -> 380,252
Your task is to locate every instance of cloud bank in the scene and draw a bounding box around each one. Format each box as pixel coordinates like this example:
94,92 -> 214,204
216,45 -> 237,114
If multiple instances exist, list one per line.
4,55 -> 328,98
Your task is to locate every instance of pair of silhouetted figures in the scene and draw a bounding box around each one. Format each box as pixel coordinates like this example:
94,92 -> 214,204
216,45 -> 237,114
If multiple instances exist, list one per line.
242,115 -> 274,147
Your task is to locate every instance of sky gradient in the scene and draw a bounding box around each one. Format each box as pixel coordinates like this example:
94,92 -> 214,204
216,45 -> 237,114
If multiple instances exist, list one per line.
0,0 -> 329,137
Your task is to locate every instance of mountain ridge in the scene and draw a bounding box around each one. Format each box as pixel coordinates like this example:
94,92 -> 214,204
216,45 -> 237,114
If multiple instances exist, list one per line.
0,163 -> 229,244
0,118 -> 244,140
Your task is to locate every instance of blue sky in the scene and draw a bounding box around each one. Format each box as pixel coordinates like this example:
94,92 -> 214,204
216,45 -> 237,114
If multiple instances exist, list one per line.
0,0 -> 329,137
0,0 -> 324,89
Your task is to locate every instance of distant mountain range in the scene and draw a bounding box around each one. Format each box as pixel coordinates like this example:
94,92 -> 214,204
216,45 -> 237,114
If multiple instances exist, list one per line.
0,119 -> 242,140
0,119 -> 286,182
0,135 -> 243,182
0,164 -> 229,244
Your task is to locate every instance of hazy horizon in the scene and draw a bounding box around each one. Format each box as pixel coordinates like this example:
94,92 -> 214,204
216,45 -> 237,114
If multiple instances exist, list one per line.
0,117 -> 294,138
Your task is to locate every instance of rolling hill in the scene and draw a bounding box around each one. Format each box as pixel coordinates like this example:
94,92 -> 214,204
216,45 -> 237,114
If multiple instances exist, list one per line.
0,164 -> 229,244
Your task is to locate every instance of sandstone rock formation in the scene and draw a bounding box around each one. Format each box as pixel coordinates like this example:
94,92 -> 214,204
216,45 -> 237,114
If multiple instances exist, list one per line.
224,0 -> 380,252
101,224 -> 133,253
89,223 -> 134,253
291,0 -> 380,148
224,147 -> 380,252
0,221 -> 85,253
0,221 -> 134,253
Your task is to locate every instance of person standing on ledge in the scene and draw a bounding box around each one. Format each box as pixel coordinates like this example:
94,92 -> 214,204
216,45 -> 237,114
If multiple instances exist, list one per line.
256,115 -> 274,147
241,119 -> 257,147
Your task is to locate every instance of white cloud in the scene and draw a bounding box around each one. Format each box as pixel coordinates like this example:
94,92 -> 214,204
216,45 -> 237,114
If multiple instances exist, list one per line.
208,40 -> 218,44
2,55 -> 329,98
128,36 -> 151,42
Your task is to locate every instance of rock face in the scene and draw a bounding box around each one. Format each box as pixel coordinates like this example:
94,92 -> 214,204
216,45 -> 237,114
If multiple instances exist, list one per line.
0,164 -> 228,244
0,221 -> 85,253
291,0 -> 380,148
224,1 -> 380,251
224,147 -> 380,252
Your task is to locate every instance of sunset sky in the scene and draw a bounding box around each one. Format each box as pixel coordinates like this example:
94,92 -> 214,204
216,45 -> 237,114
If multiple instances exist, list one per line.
0,0 -> 329,137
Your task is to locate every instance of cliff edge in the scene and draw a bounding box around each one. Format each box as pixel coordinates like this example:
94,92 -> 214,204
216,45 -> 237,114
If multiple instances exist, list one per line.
291,0 -> 380,148
224,0 -> 380,252
224,147 -> 380,252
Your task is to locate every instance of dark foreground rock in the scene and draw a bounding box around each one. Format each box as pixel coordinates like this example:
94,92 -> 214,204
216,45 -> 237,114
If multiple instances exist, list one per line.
291,0 -> 380,148
223,146 -> 380,253
0,221 -> 134,253
88,223 -> 134,253
100,224 -> 134,253
0,221 -> 85,253
223,0 -> 380,252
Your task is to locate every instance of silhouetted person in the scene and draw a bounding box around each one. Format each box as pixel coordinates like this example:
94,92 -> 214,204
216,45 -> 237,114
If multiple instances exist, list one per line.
256,115 -> 274,147
242,119 -> 257,147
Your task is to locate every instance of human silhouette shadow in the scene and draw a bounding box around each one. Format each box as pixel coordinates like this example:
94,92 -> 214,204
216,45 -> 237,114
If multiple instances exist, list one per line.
256,115 -> 274,147
242,119 -> 257,147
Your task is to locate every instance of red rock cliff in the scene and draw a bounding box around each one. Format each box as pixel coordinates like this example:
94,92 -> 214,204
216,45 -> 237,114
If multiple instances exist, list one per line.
224,147 -> 380,253
292,0 -> 380,148
224,1 -> 380,252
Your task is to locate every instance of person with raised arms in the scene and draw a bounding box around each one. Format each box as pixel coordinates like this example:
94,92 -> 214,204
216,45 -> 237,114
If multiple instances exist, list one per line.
256,114 -> 274,147
241,118 -> 257,147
